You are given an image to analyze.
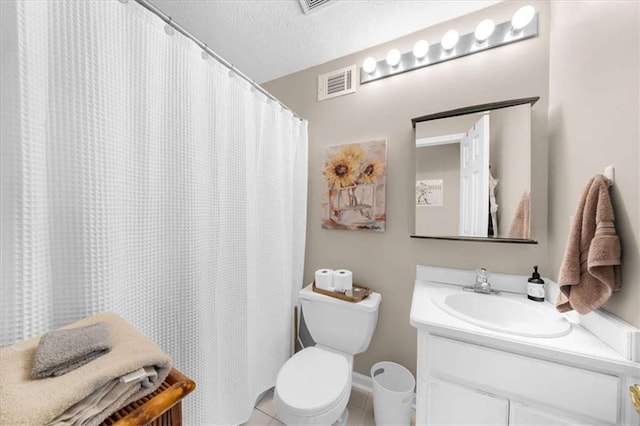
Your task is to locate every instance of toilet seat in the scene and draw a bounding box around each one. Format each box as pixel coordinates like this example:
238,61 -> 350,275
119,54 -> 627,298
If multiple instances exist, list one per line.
275,347 -> 351,424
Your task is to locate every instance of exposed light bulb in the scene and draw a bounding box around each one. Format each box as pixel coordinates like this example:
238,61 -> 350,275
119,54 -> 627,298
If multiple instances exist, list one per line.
413,40 -> 430,59
475,19 -> 495,43
441,30 -> 459,51
362,57 -> 377,74
511,5 -> 535,31
386,49 -> 401,67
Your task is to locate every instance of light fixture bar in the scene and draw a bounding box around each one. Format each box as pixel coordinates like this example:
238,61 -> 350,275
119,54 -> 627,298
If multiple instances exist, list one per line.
360,14 -> 538,85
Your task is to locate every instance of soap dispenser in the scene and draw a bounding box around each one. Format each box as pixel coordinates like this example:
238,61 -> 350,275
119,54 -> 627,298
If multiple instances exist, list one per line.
527,266 -> 545,302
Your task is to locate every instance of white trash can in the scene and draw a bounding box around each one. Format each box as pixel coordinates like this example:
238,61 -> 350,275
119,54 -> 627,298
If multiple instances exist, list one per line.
371,361 -> 415,426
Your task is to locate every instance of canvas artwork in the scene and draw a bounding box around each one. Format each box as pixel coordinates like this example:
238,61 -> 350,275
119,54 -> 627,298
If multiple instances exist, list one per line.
416,179 -> 444,206
322,139 -> 387,232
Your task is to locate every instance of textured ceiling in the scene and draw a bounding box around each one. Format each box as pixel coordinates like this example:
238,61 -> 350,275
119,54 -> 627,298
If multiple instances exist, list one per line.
152,0 -> 502,83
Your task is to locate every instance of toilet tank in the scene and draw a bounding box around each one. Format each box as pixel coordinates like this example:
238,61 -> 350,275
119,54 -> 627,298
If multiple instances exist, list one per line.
299,284 -> 381,355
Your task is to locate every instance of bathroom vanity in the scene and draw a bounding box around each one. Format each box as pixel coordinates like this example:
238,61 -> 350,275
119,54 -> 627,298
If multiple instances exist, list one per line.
410,265 -> 640,426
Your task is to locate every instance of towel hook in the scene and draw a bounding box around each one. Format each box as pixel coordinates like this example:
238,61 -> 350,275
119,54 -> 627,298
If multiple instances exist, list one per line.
603,165 -> 614,187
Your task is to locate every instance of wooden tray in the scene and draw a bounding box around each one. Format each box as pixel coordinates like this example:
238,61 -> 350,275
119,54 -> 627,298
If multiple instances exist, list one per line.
312,282 -> 372,302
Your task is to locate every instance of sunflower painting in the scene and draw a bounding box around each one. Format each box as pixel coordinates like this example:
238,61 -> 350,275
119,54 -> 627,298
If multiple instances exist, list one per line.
322,139 -> 387,231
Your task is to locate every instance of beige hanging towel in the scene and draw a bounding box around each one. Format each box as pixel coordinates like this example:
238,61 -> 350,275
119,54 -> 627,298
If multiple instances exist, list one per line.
507,191 -> 531,239
556,174 -> 622,314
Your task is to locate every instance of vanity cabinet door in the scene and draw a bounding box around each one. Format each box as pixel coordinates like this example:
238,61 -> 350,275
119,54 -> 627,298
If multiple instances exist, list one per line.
510,401 -> 596,426
427,378 -> 509,425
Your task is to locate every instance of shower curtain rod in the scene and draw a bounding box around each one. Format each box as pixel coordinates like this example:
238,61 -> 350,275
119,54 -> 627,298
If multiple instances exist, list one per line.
131,0 -> 305,122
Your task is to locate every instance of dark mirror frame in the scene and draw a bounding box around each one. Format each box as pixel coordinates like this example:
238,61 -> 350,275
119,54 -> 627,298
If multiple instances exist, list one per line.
410,97 -> 540,244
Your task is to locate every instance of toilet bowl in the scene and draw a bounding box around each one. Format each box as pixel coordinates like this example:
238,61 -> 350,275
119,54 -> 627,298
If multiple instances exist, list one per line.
274,346 -> 351,425
274,284 -> 381,425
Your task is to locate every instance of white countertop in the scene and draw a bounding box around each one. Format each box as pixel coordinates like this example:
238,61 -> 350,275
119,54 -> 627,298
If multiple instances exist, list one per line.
410,279 -> 639,376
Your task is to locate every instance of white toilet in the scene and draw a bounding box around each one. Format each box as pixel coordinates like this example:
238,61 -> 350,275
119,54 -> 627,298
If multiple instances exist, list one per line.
274,284 -> 381,425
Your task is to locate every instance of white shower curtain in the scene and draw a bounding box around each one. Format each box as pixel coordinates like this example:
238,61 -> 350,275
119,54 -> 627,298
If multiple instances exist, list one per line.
0,1 -> 308,424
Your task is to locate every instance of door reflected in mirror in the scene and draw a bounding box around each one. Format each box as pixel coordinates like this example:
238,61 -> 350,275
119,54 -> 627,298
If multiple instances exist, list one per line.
413,99 -> 536,242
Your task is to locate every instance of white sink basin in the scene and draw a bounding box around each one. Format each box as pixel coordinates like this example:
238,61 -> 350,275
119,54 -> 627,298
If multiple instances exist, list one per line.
432,290 -> 571,338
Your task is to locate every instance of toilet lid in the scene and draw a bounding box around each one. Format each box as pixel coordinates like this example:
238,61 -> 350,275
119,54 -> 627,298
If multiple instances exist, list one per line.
276,347 -> 350,416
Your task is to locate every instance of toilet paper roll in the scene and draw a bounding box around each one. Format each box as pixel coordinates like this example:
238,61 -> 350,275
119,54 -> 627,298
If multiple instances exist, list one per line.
315,269 -> 334,291
333,269 -> 353,292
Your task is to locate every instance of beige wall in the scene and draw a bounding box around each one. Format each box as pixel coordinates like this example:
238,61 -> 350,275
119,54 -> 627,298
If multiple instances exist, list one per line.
265,0 -> 551,376
548,1 -> 640,327
415,143 -> 460,236
415,113 -> 480,140
491,105 -> 531,237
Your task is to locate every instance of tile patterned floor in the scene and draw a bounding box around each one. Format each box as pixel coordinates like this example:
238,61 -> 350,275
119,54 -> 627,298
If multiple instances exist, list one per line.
245,388 -> 415,426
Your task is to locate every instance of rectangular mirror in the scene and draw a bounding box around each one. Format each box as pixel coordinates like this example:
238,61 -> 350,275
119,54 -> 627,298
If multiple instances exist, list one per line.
411,98 -> 538,243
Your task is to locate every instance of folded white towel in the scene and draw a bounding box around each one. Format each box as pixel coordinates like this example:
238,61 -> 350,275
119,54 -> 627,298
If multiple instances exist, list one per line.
0,313 -> 172,426
48,366 -> 159,425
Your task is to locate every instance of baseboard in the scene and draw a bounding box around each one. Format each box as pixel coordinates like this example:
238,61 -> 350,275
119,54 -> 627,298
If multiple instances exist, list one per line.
352,371 -> 373,394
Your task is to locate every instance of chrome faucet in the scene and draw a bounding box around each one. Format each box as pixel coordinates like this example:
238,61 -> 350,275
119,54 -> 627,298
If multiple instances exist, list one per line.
463,268 -> 500,295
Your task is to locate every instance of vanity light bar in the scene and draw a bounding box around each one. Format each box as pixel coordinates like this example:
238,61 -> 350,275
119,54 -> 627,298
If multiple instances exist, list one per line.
360,11 -> 538,85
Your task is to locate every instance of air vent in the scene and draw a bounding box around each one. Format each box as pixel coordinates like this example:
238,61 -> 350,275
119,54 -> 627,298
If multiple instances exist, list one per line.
317,65 -> 356,101
298,0 -> 335,14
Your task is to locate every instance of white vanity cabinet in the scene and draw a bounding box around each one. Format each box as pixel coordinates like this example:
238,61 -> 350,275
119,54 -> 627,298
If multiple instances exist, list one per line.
416,332 -> 632,426
425,378 -> 593,425
509,402 -> 594,426
427,377 -> 509,425
426,377 -> 597,426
